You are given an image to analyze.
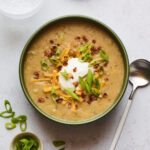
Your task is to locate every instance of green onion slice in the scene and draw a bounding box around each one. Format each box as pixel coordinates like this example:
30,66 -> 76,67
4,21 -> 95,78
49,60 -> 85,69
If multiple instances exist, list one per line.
64,88 -> 79,101
50,88 -> 59,102
59,148 -> 65,150
0,111 -> 15,118
60,69 -> 69,80
4,100 -> 12,113
100,50 -> 108,61
92,90 -> 99,97
86,69 -> 93,89
85,83 -> 91,93
95,79 -> 100,90
53,141 -> 65,147
79,76 -> 86,90
20,121 -> 27,131
41,59 -> 48,71
5,122 -> 16,129
56,48 -> 60,55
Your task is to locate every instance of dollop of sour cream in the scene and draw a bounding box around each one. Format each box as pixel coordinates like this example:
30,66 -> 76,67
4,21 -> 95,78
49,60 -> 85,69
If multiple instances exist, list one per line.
59,58 -> 93,88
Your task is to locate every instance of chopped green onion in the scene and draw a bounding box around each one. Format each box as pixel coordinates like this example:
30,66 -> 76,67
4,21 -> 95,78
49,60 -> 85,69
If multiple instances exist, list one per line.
50,88 -> 58,102
80,44 -> 87,52
64,88 -> 80,101
86,69 -> 93,89
11,115 -> 27,123
95,79 -> 100,90
100,50 -> 108,61
4,100 -> 12,113
56,48 -> 60,55
11,117 -> 19,123
49,56 -> 62,67
92,90 -> 99,97
89,58 -> 102,66
20,121 -> 27,131
17,115 -> 27,122
80,44 -> 92,62
41,59 -> 48,71
79,76 -> 86,90
85,82 -> 91,93
0,111 -> 15,118
60,69 -> 69,80
5,122 -> 16,130
59,148 -> 65,150
53,141 -> 65,147
15,136 -> 39,150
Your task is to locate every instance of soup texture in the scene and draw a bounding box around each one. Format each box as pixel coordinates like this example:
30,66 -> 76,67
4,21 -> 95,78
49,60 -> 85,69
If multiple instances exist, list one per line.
24,21 -> 124,121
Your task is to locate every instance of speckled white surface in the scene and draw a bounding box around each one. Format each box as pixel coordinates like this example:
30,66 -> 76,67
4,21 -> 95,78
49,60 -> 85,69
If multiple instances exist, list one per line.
0,0 -> 150,149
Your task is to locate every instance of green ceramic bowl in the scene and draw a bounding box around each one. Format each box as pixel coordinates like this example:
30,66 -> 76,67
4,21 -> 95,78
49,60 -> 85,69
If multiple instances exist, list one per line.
19,15 -> 129,125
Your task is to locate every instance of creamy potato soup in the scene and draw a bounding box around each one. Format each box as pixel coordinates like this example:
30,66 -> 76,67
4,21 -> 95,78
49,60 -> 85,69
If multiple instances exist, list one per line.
24,21 -> 124,121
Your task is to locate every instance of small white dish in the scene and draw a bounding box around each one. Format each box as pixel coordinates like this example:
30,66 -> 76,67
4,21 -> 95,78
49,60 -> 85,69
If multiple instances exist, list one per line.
10,132 -> 43,150
0,0 -> 43,19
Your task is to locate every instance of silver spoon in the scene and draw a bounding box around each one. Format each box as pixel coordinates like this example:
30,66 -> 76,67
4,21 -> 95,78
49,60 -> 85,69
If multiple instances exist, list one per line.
110,59 -> 150,150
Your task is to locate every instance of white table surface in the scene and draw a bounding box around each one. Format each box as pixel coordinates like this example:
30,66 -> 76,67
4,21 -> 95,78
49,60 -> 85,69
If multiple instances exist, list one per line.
0,0 -> 150,149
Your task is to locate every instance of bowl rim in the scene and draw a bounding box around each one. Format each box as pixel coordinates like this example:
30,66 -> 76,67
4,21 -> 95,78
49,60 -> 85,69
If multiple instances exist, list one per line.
19,15 -> 129,125
10,131 -> 43,150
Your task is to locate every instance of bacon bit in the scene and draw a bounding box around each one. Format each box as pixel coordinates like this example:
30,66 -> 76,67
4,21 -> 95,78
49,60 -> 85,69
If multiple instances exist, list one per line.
68,73 -> 73,79
92,39 -> 96,44
87,100 -> 91,104
57,66 -> 62,71
68,102 -> 72,109
63,61 -> 68,66
33,72 -> 39,79
89,94 -> 97,101
73,67 -> 77,72
57,44 -> 60,46
82,36 -> 88,42
97,46 -> 102,51
103,61 -> 108,67
72,53 -> 76,58
50,40 -> 54,44
38,98 -> 45,103
73,82 -> 78,87
82,98 -> 86,102
56,98 -> 63,103
75,36 -> 80,40
99,66 -> 104,71
104,78 -> 109,81
64,56 -> 68,60
94,64 -> 99,69
103,93 -> 108,98
51,46 -> 57,51
91,46 -> 98,55
44,50 -> 52,57
81,91 -> 86,98
87,94 -> 97,104
75,104 -> 78,110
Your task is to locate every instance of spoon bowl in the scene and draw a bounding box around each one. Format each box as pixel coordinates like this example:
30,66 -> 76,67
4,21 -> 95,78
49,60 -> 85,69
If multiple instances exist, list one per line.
129,59 -> 150,99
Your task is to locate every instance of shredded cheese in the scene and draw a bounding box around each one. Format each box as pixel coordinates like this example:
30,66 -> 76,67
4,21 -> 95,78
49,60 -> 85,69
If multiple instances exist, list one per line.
60,46 -> 70,62
32,78 -> 50,82
43,73 -> 53,78
43,86 -> 60,92
99,81 -> 105,92
71,99 -> 76,111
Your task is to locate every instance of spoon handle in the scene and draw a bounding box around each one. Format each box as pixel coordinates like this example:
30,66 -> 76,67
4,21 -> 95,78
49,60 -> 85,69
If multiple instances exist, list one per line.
109,99 -> 132,150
